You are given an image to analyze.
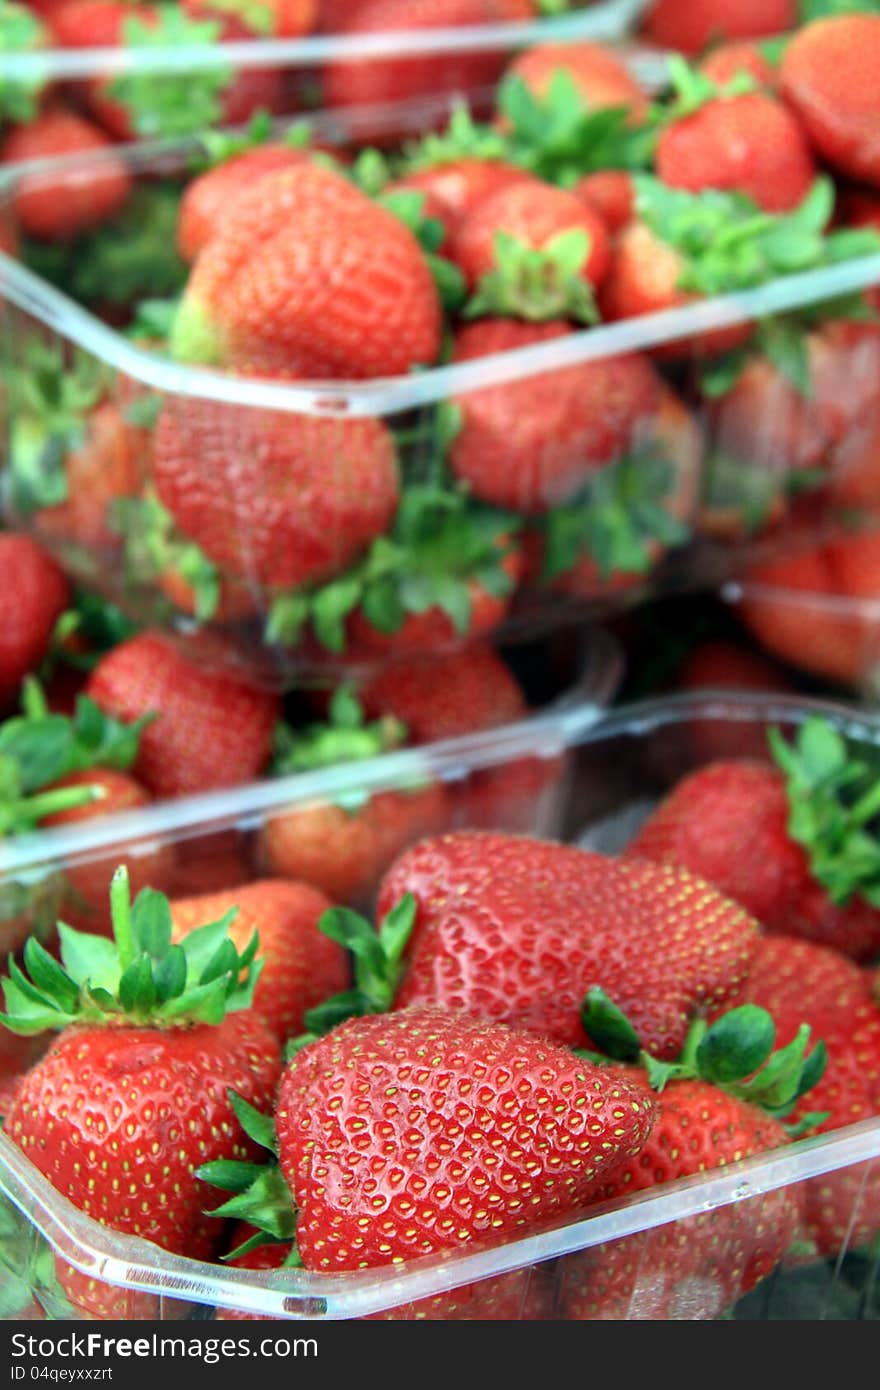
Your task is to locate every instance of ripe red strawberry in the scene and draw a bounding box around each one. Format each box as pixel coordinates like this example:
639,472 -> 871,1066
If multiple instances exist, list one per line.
357,642 -> 528,743
627,715 -> 880,962
699,41 -> 779,91
719,934 -> 874,1047
781,15 -> 880,189
451,180 -> 611,321
151,395 -> 399,591
656,90 -> 815,213
0,106 -> 131,242
449,318 -> 659,511
85,630 -> 280,799
201,1006 -> 656,1280
2,868 -> 283,1317
0,535 -> 69,713
735,542 -> 874,690
33,400 -> 148,553
52,1 -> 283,142
171,162 -> 443,378
184,0 -> 316,37
169,879 -> 349,1044
500,40 -> 650,125
177,144 -> 319,263
377,831 -> 760,1057
558,995 -> 824,1319
385,159 -> 537,245
39,767 -> 176,935
321,0 -> 536,121
639,0 -> 795,54
573,169 -> 634,234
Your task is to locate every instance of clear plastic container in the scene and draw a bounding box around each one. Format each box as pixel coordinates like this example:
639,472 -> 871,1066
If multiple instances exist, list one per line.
0,689 -> 879,1321
2,121 -> 880,689
0,1 -> 653,147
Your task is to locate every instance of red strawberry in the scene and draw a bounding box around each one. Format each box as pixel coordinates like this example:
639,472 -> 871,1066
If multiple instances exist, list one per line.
151,395 -> 399,591
639,0 -> 796,54
676,639 -> 794,696
449,318 -> 659,511
0,107 -> 131,242
170,879 -> 348,1044
378,831 -> 760,1057
201,1005 -> 656,1280
656,90 -> 815,214
699,41 -> 779,91
357,642 -> 528,743
321,0 -> 536,124
781,15 -> 880,189
170,163 -> 443,379
85,630 -> 280,799
39,767 -> 176,935
33,400 -> 148,553
451,180 -> 611,321
500,40 -> 650,125
627,716 -> 880,962
0,535 -> 69,713
385,159 -> 537,244
573,169 -> 634,234
720,934 -> 874,1047
177,144 -> 319,263
184,0 -> 316,37
2,868 -> 283,1317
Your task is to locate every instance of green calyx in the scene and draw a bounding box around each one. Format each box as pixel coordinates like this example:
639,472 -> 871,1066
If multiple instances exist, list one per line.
112,490 -> 225,624
266,482 -> 520,654
0,865 -> 261,1035
660,53 -> 759,125
497,71 -> 655,187
769,716 -> 880,909
637,174 -> 880,300
0,677 -> 153,835
465,227 -> 599,324
580,988 -> 827,1129
288,893 -> 418,1049
191,114 -> 313,173
169,292 -> 225,366
109,6 -> 232,140
271,686 -> 408,777
6,340 -> 108,518
0,1 -> 48,122
539,448 -> 691,584
401,102 -> 510,175
198,1091 -> 300,1264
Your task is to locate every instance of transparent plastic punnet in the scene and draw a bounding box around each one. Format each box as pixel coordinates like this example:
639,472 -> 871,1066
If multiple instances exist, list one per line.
2,120 -> 880,689
0,1 -> 650,146
0,690 -> 879,1320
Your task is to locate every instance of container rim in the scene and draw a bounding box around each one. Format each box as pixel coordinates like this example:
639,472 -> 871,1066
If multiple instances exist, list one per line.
1,1069 -> 879,1319
4,238 -> 880,414
0,0 -> 650,78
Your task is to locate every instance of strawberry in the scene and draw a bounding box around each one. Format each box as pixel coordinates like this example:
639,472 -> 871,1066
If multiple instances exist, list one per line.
258,691 -> 451,905
176,143 -> 319,264
559,999 -> 819,1319
500,41 -> 650,127
781,15 -> 880,189
184,0 -> 316,37
52,1 -> 282,141
0,535 -> 69,713
639,0 -> 796,54
737,533 -> 880,688
85,630 -> 280,799
39,766 -> 176,935
1,867 -> 283,1318
170,879 -> 348,1044
357,642 -> 528,743
719,934 -> 874,1047
675,638 -> 795,760
573,169 -> 634,234
32,400 -> 148,553
151,394 -> 399,592
627,714 -> 880,962
321,0 -> 536,124
699,41 -> 779,91
384,158 -> 538,246
199,1005 -> 656,1280
451,179 -> 611,322
0,106 -> 131,242
448,318 -> 659,511
170,162 -> 443,379
374,830 -> 759,1058
656,87 -> 816,214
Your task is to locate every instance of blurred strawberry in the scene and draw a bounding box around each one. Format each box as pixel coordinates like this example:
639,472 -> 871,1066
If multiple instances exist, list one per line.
639,0 -> 796,54
0,107 -> 131,242
0,535 -> 69,714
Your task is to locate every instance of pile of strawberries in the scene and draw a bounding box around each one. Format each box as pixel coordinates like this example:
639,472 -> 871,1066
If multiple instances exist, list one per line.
1,702 -> 879,1319
4,10 -> 880,681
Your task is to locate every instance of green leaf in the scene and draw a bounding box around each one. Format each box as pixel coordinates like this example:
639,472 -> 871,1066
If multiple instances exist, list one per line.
695,1005 -> 777,1084
20,939 -> 79,1016
131,888 -> 174,959
57,924 -> 121,995
228,1090 -> 277,1155
118,955 -> 157,1016
154,945 -> 187,1005
581,987 -> 642,1061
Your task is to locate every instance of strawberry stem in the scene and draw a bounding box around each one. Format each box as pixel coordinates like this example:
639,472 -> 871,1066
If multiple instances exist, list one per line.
110,866 -> 136,974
